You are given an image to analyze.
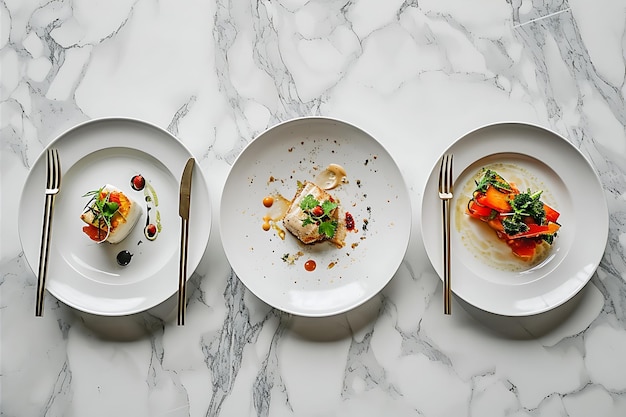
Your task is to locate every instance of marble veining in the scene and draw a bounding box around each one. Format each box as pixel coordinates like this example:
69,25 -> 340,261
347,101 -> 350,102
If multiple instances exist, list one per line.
2,0 -> 626,416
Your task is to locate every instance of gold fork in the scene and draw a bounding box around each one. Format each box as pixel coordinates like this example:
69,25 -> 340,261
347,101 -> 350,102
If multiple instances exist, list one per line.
438,154 -> 453,315
35,148 -> 61,316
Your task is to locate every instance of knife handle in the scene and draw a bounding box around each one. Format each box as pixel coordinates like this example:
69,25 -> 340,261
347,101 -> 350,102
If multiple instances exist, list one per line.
178,218 -> 189,325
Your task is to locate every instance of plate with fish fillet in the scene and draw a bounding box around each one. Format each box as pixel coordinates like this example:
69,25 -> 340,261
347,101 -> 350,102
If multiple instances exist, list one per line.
18,118 -> 211,316
220,117 -> 411,317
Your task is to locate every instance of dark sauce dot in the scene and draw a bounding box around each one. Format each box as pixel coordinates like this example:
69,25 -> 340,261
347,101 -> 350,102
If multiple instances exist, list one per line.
116,250 -> 133,266
145,205 -> 152,226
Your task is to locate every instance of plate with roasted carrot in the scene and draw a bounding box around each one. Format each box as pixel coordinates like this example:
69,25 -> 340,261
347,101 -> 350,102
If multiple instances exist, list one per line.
465,168 -> 561,263
422,122 -> 608,316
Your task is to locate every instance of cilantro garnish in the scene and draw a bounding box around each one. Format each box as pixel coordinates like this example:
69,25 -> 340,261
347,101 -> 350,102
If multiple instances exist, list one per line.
300,194 -> 319,211
318,221 -> 337,238
299,194 -> 338,238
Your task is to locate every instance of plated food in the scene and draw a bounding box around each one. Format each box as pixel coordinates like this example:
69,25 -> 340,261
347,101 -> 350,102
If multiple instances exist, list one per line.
80,184 -> 142,244
220,117 -> 411,317
283,180 -> 347,247
466,169 -> 561,261
260,163 -> 353,252
18,117 -> 211,316
422,122 -> 608,316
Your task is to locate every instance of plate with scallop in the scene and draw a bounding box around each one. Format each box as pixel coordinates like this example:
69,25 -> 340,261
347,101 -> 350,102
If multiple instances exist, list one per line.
422,122 -> 608,316
18,118 -> 211,316
220,117 -> 411,317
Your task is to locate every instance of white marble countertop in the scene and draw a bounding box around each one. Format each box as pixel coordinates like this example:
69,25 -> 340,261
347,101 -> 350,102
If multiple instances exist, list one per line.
2,1 -> 626,416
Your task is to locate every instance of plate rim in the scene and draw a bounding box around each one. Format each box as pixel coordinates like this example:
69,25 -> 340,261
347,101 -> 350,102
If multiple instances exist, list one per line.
421,120 -> 608,316
18,116 -> 212,316
220,116 -> 412,317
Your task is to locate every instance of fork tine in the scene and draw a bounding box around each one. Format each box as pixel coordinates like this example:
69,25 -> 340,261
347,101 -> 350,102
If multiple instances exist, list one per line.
46,149 -> 53,188
440,154 -> 448,192
53,148 -> 61,188
446,154 -> 453,193
443,155 -> 447,192
438,154 -> 445,193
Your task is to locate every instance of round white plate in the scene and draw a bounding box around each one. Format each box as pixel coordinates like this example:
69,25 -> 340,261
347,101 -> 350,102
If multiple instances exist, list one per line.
220,117 -> 411,317
19,118 -> 211,316
422,122 -> 608,316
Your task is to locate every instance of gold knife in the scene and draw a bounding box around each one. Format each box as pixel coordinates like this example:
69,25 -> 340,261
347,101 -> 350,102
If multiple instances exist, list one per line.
178,157 -> 194,325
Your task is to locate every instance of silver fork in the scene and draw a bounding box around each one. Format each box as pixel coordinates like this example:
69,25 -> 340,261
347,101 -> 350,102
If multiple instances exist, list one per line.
438,153 -> 453,315
36,148 -> 61,317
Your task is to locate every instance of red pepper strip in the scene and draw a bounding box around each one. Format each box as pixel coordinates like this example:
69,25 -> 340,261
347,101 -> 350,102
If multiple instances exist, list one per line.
467,199 -> 493,218
544,204 -> 560,223
506,222 -> 560,239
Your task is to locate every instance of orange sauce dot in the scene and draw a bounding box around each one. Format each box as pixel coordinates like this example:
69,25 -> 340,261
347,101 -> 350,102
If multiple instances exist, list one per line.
262,215 -> 271,231
263,196 -> 274,207
304,259 -> 317,272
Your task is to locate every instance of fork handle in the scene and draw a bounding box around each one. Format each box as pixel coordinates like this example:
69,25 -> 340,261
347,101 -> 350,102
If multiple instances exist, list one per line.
36,194 -> 56,316
442,199 -> 452,315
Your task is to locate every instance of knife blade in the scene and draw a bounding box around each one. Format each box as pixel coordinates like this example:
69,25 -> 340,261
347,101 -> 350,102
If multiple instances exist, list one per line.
178,157 -> 194,325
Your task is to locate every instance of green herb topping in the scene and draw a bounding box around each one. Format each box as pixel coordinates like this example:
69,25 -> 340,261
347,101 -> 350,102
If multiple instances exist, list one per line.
299,194 -> 338,238
474,169 -> 511,193
502,189 -> 547,237
83,188 -> 120,232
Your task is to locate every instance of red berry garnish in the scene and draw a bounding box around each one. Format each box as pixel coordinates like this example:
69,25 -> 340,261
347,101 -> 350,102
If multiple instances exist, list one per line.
144,224 -> 158,240
311,205 -> 324,217
131,175 -> 145,191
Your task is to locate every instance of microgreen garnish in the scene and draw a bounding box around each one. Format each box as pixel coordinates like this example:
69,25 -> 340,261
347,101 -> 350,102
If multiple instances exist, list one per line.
299,194 -> 338,238
474,169 -> 511,193
502,189 -> 547,236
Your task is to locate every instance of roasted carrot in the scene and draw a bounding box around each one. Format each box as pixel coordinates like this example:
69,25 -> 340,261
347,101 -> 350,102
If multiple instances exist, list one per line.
475,186 -> 513,212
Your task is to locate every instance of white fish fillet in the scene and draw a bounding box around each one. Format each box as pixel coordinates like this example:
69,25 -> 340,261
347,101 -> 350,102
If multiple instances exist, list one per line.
80,184 -> 142,244
283,181 -> 345,247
